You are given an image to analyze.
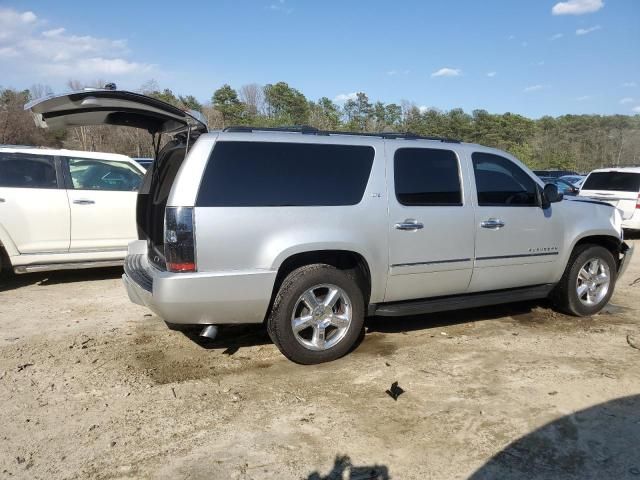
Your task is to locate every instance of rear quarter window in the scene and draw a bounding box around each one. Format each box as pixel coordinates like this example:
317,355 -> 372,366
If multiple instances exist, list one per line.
196,141 -> 375,207
0,152 -> 57,189
582,172 -> 640,192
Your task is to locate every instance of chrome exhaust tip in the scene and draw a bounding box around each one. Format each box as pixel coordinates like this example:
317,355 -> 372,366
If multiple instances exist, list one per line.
199,325 -> 218,340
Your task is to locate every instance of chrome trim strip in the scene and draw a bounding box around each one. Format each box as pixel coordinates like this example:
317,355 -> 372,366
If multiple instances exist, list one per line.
14,260 -> 123,274
391,258 -> 471,268
19,247 -> 126,255
476,252 -> 559,261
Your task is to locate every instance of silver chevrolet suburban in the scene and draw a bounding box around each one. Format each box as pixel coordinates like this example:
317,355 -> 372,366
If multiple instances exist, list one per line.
27,90 -> 634,364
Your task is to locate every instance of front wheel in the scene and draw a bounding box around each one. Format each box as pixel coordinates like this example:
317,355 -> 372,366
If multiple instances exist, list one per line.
267,264 -> 365,364
553,245 -> 617,316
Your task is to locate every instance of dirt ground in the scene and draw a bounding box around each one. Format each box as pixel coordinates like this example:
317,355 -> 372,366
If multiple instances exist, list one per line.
1,240 -> 639,480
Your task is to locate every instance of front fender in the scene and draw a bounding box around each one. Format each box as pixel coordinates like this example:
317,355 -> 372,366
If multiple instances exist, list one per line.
552,202 -> 623,282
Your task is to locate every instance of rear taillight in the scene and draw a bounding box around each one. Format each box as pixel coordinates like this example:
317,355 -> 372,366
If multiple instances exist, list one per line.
164,207 -> 196,272
636,194 -> 640,209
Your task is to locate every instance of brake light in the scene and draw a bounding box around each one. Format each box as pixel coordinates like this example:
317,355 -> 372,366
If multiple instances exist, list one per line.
164,207 -> 196,272
637,194 -> 640,209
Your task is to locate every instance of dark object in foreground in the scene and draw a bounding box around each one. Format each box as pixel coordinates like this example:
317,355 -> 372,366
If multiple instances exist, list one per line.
386,381 -> 404,401
306,454 -> 390,480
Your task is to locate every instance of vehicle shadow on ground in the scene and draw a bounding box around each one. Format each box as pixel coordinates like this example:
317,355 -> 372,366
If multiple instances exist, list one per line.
178,324 -> 272,355
305,455 -> 389,480
0,267 -> 123,293
179,300 -> 546,355
469,394 -> 640,479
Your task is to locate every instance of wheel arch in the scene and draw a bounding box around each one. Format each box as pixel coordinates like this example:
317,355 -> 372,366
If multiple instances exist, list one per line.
569,234 -> 624,271
265,249 -> 373,322
0,223 -> 18,257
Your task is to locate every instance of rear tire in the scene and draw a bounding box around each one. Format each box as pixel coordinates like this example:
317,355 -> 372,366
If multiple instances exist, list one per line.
267,264 -> 365,364
553,244 -> 617,316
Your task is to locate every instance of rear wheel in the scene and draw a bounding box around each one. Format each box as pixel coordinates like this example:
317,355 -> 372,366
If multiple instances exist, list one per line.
267,264 -> 365,364
553,245 -> 617,316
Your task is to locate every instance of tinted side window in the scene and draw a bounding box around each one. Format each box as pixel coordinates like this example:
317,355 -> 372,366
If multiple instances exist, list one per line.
394,148 -> 462,206
0,152 -> 57,189
67,158 -> 142,192
472,152 -> 538,206
197,141 -> 375,207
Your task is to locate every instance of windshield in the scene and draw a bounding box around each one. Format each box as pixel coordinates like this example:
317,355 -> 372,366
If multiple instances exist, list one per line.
582,172 -> 640,192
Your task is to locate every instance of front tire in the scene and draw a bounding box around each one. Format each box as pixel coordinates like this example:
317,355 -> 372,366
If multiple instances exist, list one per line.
553,245 -> 617,316
267,264 -> 365,364
0,246 -> 11,279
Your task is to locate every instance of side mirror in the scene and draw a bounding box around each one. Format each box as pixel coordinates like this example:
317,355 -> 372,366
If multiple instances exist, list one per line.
541,183 -> 563,208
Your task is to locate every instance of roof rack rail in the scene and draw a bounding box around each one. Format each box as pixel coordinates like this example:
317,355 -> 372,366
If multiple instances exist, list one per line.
222,126 -> 461,143
224,125 -> 320,134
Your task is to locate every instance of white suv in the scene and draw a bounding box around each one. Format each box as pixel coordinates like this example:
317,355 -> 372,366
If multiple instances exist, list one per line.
0,146 -> 145,274
579,167 -> 640,231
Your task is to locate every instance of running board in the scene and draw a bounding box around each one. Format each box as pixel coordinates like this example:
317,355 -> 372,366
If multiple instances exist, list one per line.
372,284 -> 554,317
14,260 -> 124,274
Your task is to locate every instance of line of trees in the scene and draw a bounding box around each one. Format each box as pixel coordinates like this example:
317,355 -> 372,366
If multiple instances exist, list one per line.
2,79 -> 639,173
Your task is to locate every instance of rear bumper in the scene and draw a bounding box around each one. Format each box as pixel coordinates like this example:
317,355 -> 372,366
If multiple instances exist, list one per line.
622,212 -> 640,230
122,251 -> 277,325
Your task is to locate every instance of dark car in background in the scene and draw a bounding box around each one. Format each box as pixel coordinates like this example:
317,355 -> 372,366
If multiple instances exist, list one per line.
133,158 -> 153,170
540,177 -> 580,196
533,169 -> 579,179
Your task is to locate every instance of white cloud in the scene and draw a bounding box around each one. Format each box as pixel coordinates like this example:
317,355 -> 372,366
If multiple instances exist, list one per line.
552,0 -> 604,15
334,92 -> 358,103
387,70 -> 397,76
431,67 -> 461,78
42,27 -> 66,37
0,46 -> 19,57
576,95 -> 592,101
576,25 -> 602,35
268,0 -> 293,14
0,7 -> 153,82
550,33 -> 564,40
633,106 -> 640,113
524,85 -> 548,92
620,97 -> 634,104
418,106 -> 430,114
622,82 -> 637,87
487,72 -> 497,77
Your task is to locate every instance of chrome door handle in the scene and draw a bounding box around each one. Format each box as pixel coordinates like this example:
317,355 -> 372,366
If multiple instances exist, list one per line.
480,218 -> 505,229
395,219 -> 424,231
73,199 -> 95,205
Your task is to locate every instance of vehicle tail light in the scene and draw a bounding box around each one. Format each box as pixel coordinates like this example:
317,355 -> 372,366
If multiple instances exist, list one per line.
636,193 -> 640,209
164,207 -> 196,272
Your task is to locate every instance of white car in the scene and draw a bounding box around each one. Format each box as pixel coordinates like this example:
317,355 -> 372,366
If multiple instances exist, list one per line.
0,146 -> 145,274
579,167 -> 640,231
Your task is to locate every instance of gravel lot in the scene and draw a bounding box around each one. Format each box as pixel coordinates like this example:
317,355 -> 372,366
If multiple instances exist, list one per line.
1,239 -> 639,479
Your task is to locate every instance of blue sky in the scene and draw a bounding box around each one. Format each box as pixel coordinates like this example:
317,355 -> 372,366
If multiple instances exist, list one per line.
0,0 -> 638,117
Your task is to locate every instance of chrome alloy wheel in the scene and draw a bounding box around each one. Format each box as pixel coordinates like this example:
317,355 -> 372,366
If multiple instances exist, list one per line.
576,257 -> 611,306
291,284 -> 352,351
